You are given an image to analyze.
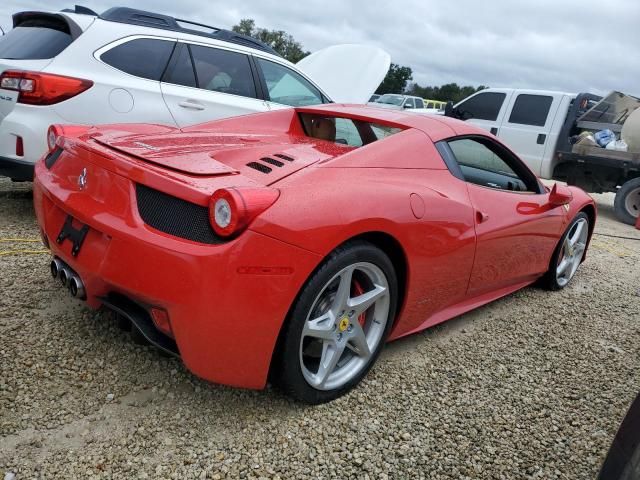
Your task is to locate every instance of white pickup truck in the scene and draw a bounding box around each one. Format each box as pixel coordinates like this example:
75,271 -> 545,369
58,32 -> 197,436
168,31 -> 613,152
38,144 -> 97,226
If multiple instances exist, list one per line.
447,88 -> 640,225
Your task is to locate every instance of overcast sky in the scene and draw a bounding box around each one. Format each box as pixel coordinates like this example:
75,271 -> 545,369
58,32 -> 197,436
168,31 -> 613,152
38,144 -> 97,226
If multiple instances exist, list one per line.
2,0 -> 638,96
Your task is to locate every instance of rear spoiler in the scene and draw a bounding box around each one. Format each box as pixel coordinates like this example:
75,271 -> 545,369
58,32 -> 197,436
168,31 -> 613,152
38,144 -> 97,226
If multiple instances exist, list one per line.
12,10 -> 94,39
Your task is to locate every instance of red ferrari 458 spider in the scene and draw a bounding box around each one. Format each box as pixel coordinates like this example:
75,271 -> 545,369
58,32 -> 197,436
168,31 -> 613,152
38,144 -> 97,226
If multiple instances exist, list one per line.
34,105 -> 595,403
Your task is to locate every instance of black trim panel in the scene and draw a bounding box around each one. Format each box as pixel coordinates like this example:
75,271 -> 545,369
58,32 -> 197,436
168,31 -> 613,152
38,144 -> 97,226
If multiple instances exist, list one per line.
435,142 -> 465,181
0,156 -> 35,182
99,293 -> 180,357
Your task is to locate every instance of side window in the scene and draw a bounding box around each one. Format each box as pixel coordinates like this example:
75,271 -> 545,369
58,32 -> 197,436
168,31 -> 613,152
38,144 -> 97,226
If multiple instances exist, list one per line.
456,92 -> 506,121
404,98 -> 415,109
447,138 -> 536,192
335,118 -> 363,147
189,45 -> 256,98
508,94 -> 553,127
101,38 -> 174,81
415,99 -> 425,109
256,58 -> 324,107
164,44 -> 196,88
427,102 -> 434,109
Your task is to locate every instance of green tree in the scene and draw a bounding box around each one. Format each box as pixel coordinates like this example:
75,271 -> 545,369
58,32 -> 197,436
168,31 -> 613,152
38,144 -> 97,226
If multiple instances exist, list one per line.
406,82 -> 488,103
375,64 -> 413,95
232,19 -> 309,63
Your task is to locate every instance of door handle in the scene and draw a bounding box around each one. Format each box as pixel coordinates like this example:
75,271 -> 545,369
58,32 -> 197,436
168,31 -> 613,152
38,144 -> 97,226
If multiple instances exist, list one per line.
537,133 -> 547,145
178,100 -> 205,111
490,127 -> 499,136
476,210 -> 490,224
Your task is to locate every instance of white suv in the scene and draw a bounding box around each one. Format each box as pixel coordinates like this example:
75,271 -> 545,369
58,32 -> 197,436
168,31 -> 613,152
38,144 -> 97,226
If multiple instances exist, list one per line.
0,6 -> 389,181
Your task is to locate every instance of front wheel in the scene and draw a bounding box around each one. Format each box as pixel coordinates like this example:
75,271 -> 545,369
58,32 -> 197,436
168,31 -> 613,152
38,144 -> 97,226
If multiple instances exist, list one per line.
275,241 -> 398,404
542,212 -> 590,290
614,178 -> 640,226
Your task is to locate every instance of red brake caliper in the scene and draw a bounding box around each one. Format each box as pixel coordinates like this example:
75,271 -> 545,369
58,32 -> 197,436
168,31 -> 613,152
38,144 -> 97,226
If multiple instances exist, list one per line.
352,281 -> 367,327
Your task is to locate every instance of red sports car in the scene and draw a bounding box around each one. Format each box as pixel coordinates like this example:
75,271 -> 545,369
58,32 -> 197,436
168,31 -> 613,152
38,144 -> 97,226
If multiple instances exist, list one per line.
33,105 -> 595,403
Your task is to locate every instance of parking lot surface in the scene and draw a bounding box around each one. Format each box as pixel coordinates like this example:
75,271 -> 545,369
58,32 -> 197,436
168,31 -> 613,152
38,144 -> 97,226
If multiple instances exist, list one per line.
1,179 -> 639,479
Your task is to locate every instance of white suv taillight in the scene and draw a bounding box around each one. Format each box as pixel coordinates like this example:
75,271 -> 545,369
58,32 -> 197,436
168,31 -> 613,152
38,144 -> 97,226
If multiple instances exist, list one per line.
0,70 -> 93,105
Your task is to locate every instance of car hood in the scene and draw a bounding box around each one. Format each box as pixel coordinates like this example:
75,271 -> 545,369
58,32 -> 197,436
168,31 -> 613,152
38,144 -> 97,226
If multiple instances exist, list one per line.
296,44 -> 390,104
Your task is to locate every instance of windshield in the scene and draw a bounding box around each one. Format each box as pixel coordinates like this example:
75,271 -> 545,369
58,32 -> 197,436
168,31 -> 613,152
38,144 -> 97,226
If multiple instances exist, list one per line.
376,94 -> 405,106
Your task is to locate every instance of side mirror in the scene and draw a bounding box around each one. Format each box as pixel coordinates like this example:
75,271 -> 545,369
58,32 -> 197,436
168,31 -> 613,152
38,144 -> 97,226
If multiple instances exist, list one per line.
548,183 -> 573,206
403,104 -> 412,109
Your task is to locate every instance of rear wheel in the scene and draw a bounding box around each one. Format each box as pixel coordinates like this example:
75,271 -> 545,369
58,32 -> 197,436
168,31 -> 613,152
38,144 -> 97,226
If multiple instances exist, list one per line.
542,212 -> 589,290
276,242 -> 397,404
614,178 -> 640,225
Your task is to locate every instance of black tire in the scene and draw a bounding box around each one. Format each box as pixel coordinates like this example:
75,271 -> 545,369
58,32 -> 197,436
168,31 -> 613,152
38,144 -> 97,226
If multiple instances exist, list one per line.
541,212 -> 589,291
275,241 -> 398,404
614,178 -> 640,226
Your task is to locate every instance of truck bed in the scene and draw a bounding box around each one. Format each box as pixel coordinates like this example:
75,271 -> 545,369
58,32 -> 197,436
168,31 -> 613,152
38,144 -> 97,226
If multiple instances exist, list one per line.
570,144 -> 640,165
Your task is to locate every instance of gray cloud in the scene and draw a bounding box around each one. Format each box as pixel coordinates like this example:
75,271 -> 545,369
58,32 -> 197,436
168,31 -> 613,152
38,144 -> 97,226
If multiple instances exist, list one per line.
2,0 -> 638,96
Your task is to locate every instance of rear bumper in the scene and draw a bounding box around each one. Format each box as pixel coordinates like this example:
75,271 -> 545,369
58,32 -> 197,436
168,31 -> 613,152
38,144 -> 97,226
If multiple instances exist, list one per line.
33,167 -> 321,389
0,101 -> 66,175
0,156 -> 34,181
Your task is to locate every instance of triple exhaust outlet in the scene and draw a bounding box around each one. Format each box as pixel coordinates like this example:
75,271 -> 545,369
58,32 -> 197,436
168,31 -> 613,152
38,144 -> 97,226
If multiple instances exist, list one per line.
50,257 -> 86,300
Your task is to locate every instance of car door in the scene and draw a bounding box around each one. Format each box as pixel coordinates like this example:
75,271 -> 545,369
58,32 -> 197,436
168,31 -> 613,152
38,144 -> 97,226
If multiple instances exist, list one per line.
403,97 -> 415,110
442,136 -> 565,297
160,42 -> 269,127
496,92 -> 562,175
454,90 -> 513,136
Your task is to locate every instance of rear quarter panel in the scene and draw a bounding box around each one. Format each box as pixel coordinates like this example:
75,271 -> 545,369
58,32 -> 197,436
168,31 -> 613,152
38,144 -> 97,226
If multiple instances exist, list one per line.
250,158 -> 477,338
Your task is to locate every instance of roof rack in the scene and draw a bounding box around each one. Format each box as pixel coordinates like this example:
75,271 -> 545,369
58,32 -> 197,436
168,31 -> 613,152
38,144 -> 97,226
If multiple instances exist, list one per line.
99,7 -> 280,57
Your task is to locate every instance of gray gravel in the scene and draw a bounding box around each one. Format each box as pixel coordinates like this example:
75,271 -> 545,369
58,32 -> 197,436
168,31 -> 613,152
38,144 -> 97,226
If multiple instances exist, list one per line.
1,178 -> 639,479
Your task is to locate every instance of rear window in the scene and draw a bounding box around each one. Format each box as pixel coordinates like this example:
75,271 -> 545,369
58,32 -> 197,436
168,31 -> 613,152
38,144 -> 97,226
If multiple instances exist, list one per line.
101,39 -> 175,81
0,20 -> 72,60
299,113 -> 403,147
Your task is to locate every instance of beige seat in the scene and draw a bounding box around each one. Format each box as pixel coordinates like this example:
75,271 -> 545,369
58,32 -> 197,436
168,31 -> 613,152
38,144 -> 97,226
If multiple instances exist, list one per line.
310,117 -> 336,142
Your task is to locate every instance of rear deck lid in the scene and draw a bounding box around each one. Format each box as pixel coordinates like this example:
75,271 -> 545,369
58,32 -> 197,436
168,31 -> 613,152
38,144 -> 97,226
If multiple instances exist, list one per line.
296,44 -> 390,104
91,128 -> 349,183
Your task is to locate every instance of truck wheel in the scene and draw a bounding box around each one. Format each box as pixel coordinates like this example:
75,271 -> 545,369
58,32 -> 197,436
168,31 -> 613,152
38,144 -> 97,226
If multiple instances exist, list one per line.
614,178 -> 640,225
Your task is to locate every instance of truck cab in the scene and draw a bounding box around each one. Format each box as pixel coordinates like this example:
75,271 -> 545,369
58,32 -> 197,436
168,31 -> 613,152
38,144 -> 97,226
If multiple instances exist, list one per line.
451,88 -> 576,177
450,88 -> 640,226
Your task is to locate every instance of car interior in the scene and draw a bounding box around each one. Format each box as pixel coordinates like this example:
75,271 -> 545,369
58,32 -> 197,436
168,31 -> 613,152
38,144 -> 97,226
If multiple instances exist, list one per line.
299,113 -> 403,147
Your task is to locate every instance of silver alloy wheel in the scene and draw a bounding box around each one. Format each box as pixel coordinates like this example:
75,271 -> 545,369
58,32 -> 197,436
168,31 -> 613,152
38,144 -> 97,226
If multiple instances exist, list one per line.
624,186 -> 640,220
556,218 -> 589,287
299,262 -> 390,391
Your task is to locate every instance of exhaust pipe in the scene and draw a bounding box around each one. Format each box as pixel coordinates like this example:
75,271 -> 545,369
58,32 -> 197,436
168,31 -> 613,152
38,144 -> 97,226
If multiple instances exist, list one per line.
50,258 -> 63,279
59,267 -> 70,287
68,275 -> 86,300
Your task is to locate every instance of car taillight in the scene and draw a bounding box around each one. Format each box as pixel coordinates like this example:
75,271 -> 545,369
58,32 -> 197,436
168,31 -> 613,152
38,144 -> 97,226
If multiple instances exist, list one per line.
47,124 -> 91,152
47,125 -> 63,151
209,188 -> 280,238
0,70 -> 93,105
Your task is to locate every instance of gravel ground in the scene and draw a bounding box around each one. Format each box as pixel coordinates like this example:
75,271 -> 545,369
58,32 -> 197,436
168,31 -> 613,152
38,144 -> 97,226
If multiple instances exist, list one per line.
1,178 -> 639,479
